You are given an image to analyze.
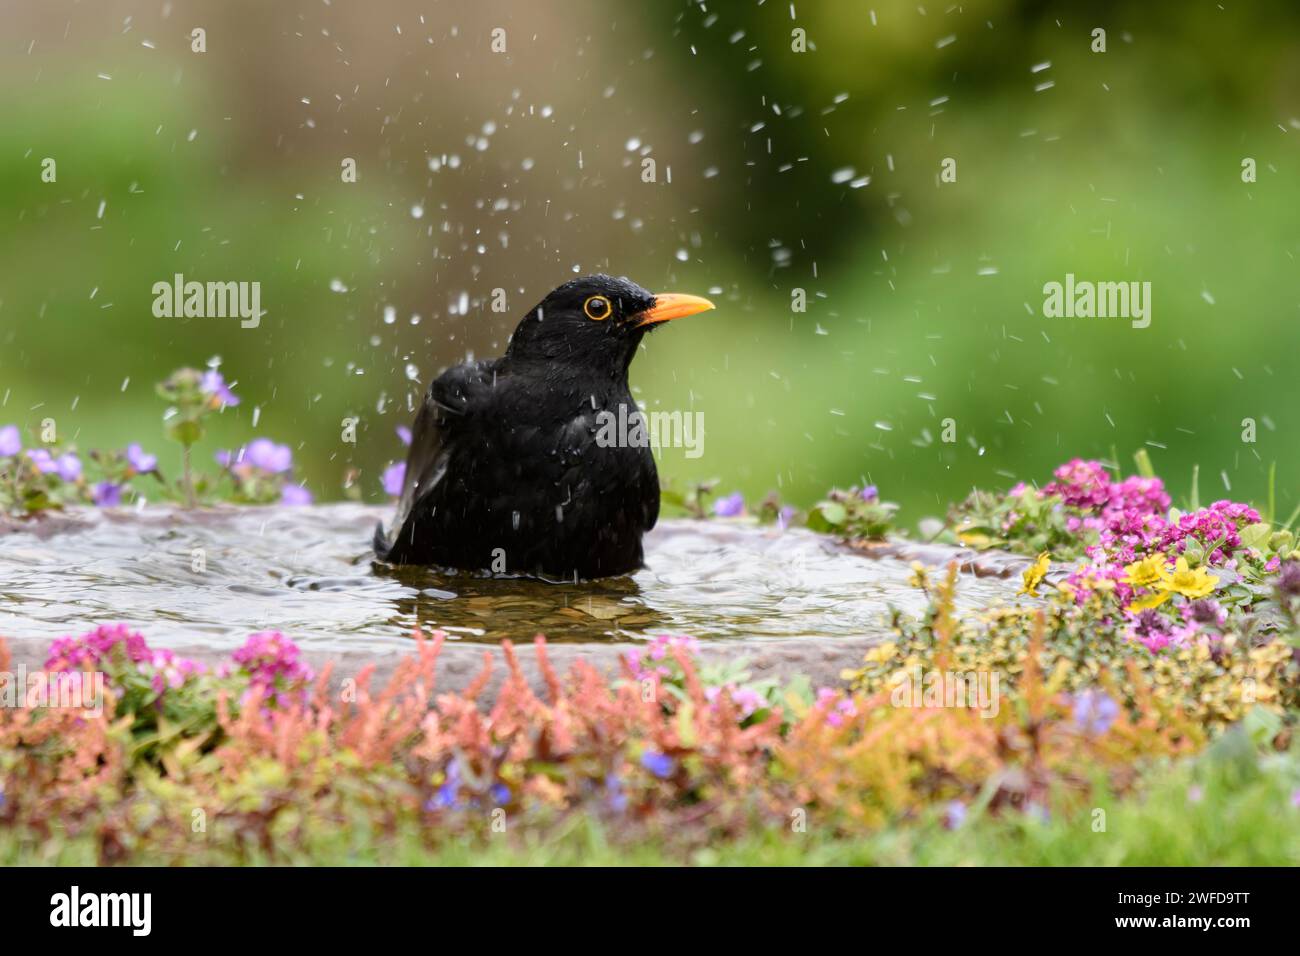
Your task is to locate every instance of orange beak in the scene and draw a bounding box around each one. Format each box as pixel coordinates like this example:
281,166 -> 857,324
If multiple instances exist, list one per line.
635,293 -> 716,327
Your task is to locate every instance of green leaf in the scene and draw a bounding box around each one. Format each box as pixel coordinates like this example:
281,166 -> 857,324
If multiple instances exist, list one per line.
807,501 -> 847,532
1238,522 -> 1272,551
167,419 -> 203,446
1242,706 -> 1282,749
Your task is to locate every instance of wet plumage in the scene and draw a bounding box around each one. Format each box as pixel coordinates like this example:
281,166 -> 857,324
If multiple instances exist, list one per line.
373,275 -> 714,579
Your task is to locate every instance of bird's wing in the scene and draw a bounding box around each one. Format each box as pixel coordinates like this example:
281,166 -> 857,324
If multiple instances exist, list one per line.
374,360 -> 493,559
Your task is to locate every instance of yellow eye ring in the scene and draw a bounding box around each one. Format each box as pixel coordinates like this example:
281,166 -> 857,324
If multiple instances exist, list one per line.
583,295 -> 612,320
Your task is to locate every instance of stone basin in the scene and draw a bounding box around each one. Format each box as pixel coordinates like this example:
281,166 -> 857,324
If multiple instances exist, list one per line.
0,504 -> 1036,699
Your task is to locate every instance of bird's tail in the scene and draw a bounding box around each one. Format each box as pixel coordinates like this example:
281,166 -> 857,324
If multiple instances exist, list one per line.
372,520 -> 393,561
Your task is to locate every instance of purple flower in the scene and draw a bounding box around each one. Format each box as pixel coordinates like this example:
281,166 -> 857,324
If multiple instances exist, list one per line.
59,453 -> 82,481
777,505 -> 797,531
382,461 -> 406,497
428,760 -> 463,811
944,800 -> 967,829
1185,599 -> 1227,629
0,425 -> 21,456
245,438 -> 292,474
92,481 -> 123,507
27,448 -> 80,479
27,448 -> 55,473
200,369 -> 240,407
1291,788 -> 1300,809
604,772 -> 628,814
1072,689 -> 1120,736
640,751 -> 675,779
126,443 -> 157,474
861,485 -> 879,502
1277,562 -> 1300,599
713,491 -> 745,518
280,484 -> 313,506
396,425 -> 412,447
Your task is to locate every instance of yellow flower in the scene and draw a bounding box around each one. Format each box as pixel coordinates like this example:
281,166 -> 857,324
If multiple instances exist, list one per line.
1121,555 -> 1166,588
1019,551 -> 1050,596
1127,590 -> 1172,612
1125,556 -> 1218,612
1160,556 -> 1218,599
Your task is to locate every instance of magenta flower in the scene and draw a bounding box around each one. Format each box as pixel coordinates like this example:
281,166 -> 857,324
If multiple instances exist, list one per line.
45,623 -> 152,671
231,631 -> 314,709
382,461 -> 406,497
713,491 -> 745,517
625,634 -> 700,681
146,648 -> 206,694
1043,458 -> 1112,510
0,425 -> 19,456
705,684 -> 765,717
814,687 -> 858,727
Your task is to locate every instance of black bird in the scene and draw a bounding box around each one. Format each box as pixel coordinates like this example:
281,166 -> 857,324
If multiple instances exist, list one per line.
373,275 -> 715,579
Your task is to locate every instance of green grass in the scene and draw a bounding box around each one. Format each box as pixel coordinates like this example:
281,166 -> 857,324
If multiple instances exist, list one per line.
7,733 -> 1296,866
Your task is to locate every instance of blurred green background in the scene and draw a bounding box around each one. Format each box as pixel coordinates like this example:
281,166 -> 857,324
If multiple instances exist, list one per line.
2,0 -> 1297,524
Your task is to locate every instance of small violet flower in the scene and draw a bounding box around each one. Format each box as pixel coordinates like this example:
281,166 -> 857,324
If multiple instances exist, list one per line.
0,425 -> 20,456
93,482 -> 123,507
200,369 -> 240,407
1072,689 -> 1120,736
280,484 -> 313,506
126,443 -> 158,474
713,491 -> 745,517
382,461 -> 406,497
640,751 -> 675,779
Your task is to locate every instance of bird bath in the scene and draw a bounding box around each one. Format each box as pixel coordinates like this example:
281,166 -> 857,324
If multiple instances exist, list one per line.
0,505 -> 1033,695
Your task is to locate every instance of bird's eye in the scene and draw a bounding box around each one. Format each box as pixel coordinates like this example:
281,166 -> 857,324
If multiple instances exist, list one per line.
583,295 -> 612,320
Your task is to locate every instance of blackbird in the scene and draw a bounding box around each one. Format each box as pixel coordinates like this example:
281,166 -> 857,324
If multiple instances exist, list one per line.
373,275 -> 715,579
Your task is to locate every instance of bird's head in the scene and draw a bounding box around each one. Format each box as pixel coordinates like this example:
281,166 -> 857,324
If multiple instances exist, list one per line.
506,274 -> 714,373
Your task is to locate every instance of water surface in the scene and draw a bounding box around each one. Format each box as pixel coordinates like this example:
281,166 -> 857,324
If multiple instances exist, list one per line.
0,505 -> 1023,651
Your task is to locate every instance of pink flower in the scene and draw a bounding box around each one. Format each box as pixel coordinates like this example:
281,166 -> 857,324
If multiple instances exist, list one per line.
231,631 -> 314,709
45,624 -> 205,698
45,623 -> 152,670
815,687 -> 858,727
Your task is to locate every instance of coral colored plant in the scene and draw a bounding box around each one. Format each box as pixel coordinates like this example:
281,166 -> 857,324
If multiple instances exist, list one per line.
1,454 -> 1297,865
